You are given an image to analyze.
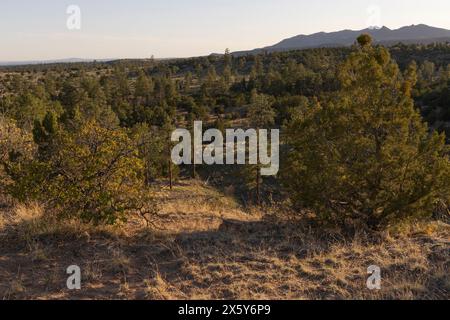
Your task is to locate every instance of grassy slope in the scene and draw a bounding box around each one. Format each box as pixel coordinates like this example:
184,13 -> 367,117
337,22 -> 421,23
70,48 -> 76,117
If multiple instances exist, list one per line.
0,180 -> 449,300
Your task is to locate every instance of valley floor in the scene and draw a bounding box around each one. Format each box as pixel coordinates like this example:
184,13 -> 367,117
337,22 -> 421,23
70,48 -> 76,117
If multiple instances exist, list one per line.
0,180 -> 449,300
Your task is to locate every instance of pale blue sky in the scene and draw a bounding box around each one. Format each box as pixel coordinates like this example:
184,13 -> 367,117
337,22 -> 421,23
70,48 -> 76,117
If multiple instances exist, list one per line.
1,0 -> 450,60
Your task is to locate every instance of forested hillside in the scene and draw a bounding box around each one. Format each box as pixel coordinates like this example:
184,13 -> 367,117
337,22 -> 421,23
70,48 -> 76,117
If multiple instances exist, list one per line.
1,41 -> 450,204
0,37 -> 449,299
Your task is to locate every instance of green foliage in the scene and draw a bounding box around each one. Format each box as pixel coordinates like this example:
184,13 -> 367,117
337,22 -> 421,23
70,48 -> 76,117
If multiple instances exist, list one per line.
283,40 -> 450,229
7,120 -> 152,225
133,123 -> 179,184
134,70 -> 154,105
0,116 -> 35,193
357,34 -> 373,47
32,111 -> 58,159
247,90 -> 276,129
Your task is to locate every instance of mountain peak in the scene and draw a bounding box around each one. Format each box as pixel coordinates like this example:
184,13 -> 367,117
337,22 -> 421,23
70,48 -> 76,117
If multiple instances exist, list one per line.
233,24 -> 450,56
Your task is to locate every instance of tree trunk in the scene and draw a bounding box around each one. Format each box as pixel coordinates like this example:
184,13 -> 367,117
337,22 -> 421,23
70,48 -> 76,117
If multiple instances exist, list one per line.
145,166 -> 150,187
168,144 -> 173,190
256,166 -> 261,206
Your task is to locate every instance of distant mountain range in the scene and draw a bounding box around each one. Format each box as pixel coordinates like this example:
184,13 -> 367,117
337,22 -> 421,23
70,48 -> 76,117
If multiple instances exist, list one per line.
0,58 -> 114,67
3,24 -> 450,65
233,24 -> 450,56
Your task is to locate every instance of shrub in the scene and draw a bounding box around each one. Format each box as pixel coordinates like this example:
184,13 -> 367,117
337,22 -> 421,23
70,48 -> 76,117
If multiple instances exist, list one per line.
6,119 -> 154,225
0,116 -> 35,193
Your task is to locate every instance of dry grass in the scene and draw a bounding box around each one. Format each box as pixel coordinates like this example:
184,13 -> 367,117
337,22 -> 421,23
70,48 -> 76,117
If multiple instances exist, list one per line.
0,181 -> 448,300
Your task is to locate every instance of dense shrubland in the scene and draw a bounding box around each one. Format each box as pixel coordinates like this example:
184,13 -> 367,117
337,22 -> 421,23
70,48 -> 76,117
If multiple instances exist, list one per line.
0,37 -> 449,230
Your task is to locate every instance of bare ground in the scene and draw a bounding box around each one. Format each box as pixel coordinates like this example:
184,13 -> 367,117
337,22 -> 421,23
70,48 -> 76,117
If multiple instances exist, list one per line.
0,180 -> 449,300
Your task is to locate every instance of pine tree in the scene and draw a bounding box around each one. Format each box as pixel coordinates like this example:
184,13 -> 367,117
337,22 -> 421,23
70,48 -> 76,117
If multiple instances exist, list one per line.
245,91 -> 276,205
134,70 -> 153,105
223,48 -> 233,84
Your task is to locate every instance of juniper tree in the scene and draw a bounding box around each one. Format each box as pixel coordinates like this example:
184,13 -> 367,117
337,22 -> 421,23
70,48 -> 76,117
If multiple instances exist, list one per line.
283,35 -> 450,229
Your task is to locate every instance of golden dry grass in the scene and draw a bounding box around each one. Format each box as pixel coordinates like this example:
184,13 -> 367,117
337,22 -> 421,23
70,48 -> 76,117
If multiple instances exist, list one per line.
0,181 -> 448,300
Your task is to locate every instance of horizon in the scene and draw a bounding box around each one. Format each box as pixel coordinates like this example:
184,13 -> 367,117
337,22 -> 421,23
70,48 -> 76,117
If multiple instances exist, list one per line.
1,23 -> 449,64
0,23 -> 450,66
2,0 -> 450,61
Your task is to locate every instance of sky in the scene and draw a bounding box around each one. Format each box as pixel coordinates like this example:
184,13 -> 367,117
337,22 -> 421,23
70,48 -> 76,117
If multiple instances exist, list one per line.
1,0 -> 450,61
